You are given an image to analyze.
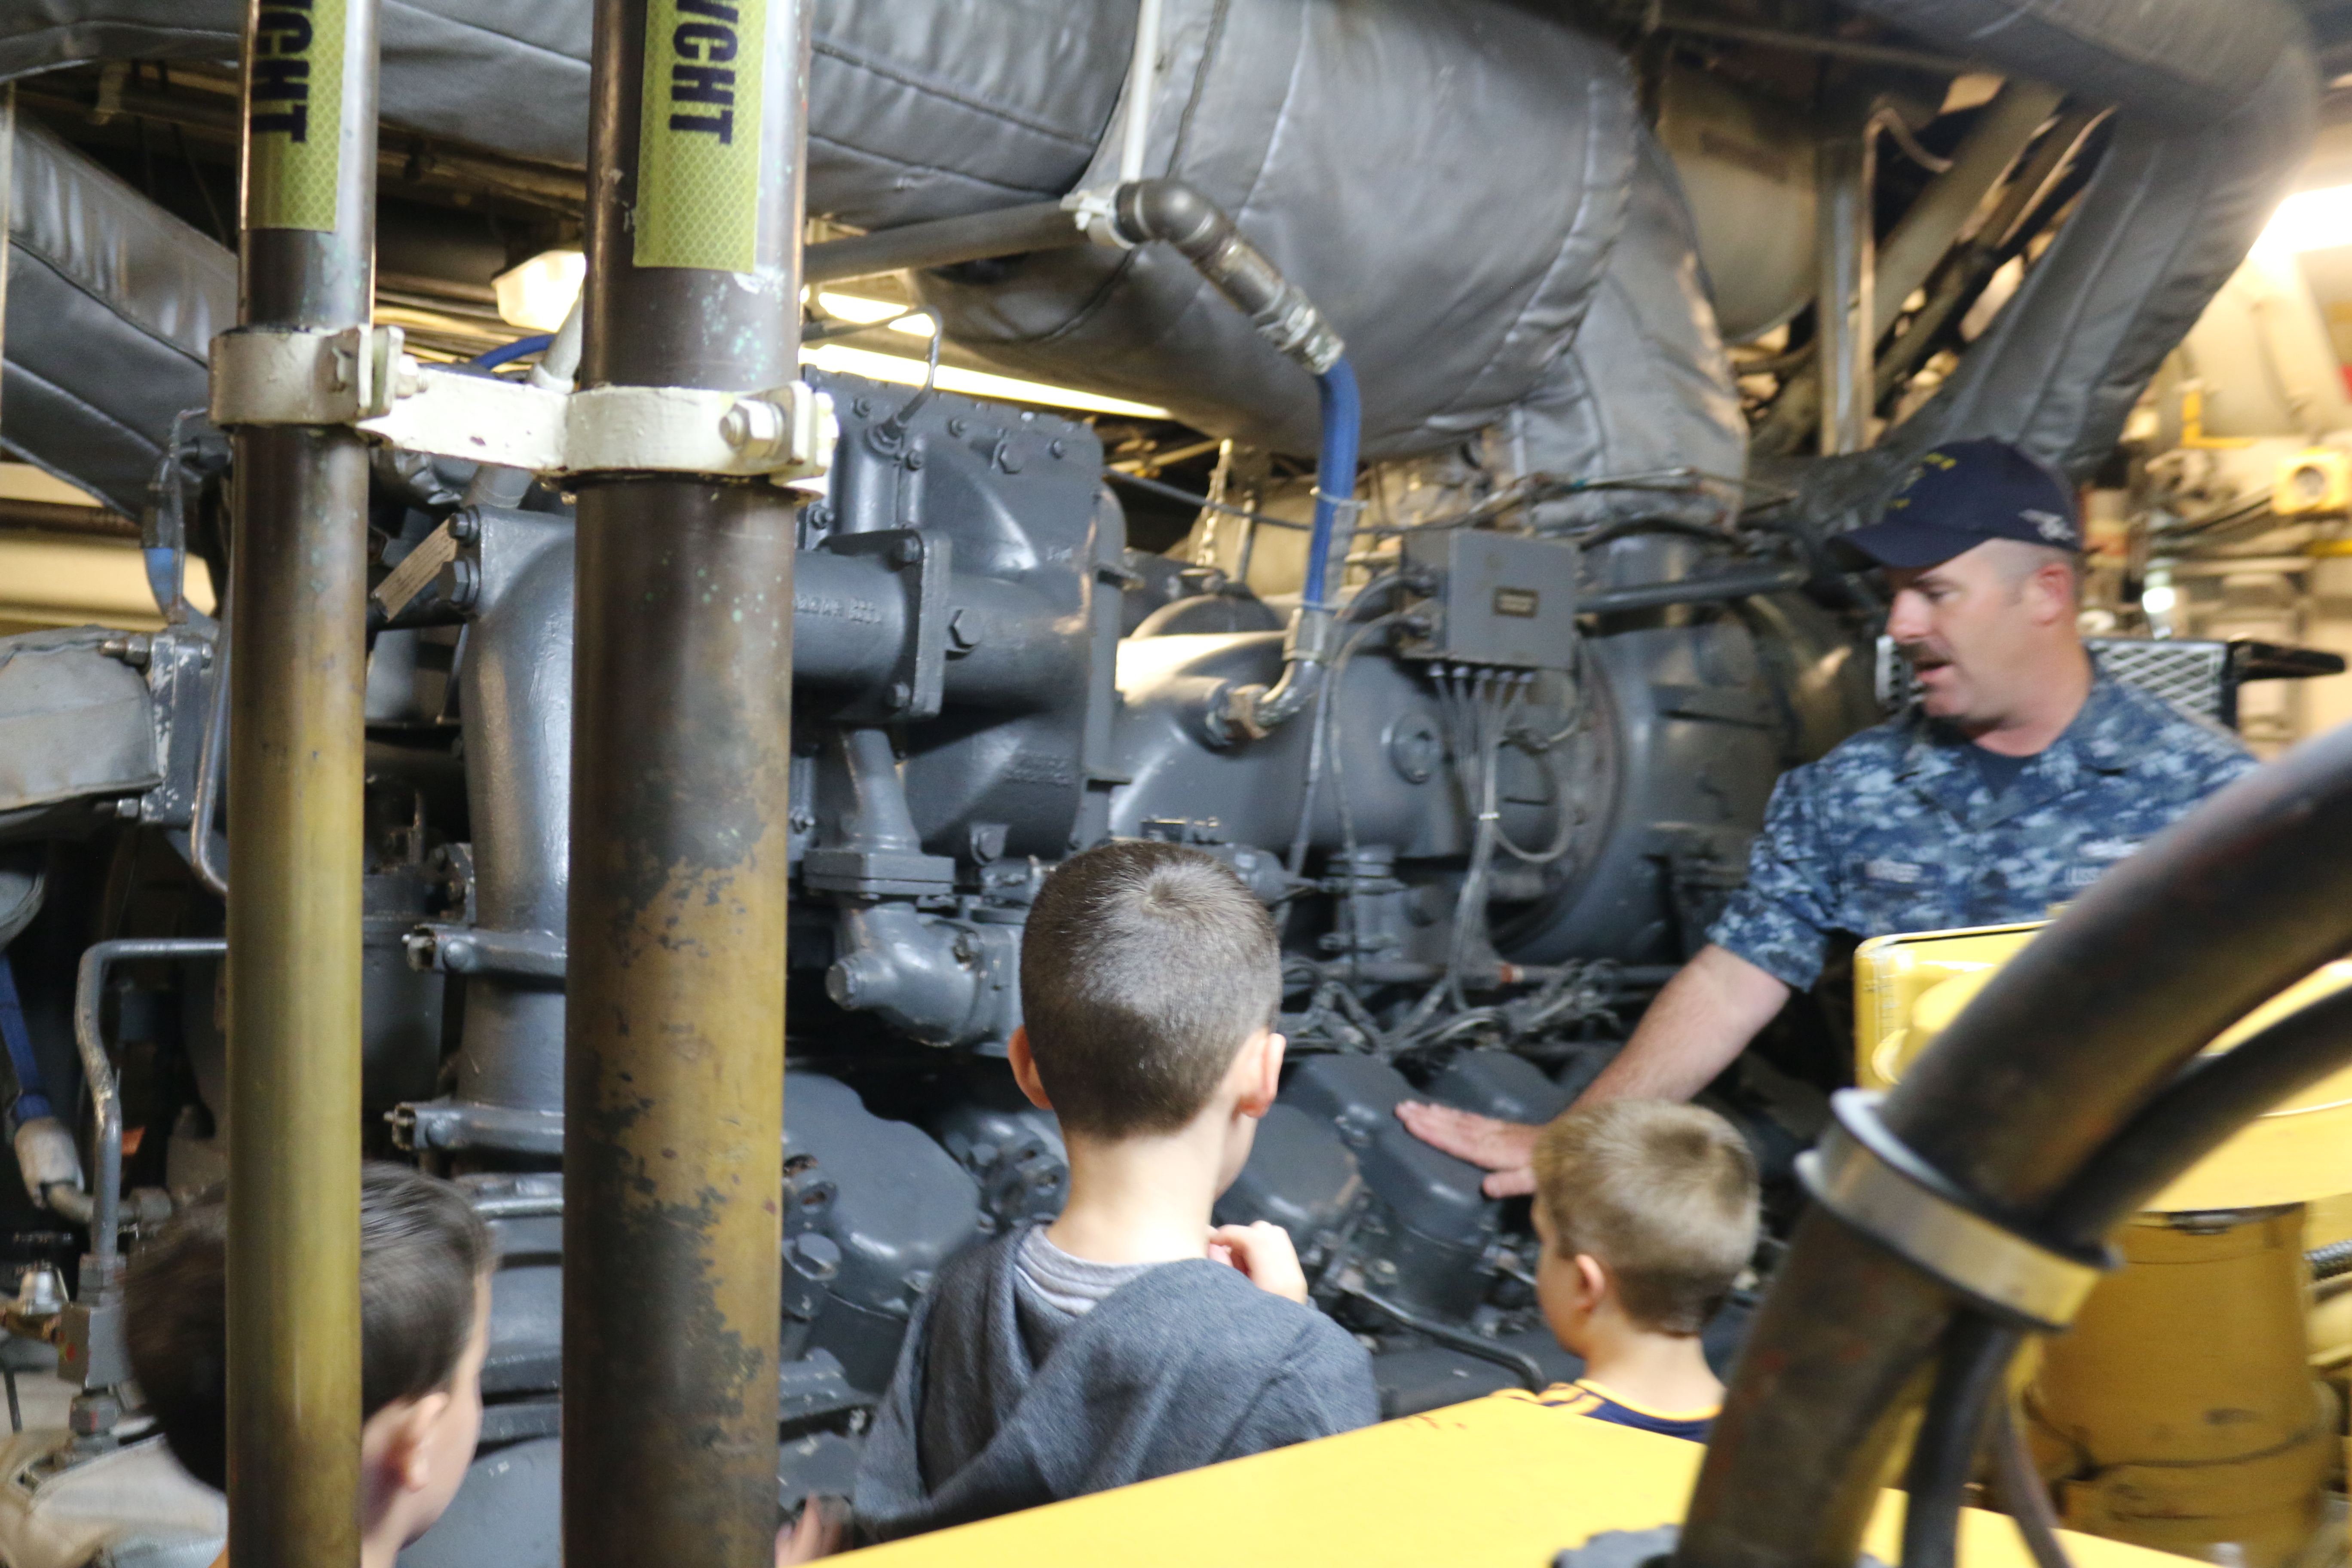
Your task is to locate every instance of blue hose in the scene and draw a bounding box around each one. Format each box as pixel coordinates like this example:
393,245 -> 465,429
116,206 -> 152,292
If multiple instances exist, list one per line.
0,954 -> 51,1123
1302,358 -> 1362,610
474,333 -> 554,371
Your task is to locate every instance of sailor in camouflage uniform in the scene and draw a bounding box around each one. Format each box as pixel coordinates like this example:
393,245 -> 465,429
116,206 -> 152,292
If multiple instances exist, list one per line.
1714,648 -> 2254,992
1399,439 -> 2257,1197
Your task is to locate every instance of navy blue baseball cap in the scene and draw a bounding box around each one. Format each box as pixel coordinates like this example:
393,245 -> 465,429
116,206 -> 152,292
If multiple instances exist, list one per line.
1834,438 -> 2081,569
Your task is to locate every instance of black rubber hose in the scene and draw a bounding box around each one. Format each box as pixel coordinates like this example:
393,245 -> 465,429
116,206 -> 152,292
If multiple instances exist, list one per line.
1681,722 -> 2352,1568
1988,1399 -> 2072,1568
1901,1316 -> 2026,1568
2312,1239 -> 2352,1282
2042,982 -> 2352,1240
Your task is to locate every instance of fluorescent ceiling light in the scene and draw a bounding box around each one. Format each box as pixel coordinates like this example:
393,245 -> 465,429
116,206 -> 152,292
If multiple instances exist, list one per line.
817,292 -> 935,337
2254,184 -> 2352,257
801,343 -> 1170,419
493,249 -> 586,331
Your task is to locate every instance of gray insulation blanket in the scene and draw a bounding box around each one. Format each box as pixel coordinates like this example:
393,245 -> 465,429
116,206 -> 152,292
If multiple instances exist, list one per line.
0,625 -> 158,817
0,0 -> 1684,469
1832,0 -> 2318,488
3,120 -> 232,515
916,0 -> 1643,461
0,1 -> 1133,220
1485,129 -> 1743,527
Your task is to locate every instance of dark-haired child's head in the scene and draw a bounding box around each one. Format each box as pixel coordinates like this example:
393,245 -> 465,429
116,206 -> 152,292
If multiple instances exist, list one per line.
127,1162 -> 494,1548
1531,1099 -> 1758,1343
1011,840 -> 1284,1180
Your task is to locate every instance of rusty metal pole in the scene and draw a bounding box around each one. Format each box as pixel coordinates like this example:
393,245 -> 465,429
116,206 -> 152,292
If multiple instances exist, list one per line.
563,0 -> 807,1563
223,0 -> 377,1562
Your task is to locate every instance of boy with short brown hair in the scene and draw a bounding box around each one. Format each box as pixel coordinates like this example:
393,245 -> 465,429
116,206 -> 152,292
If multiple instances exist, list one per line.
1504,1098 -> 1758,1441
854,839 -> 1377,1541
127,1162 -> 496,1568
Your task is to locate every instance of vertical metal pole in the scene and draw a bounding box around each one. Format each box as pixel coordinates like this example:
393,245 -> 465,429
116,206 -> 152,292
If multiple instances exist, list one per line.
224,0 -> 376,1562
1817,109 -> 1876,456
563,0 -> 805,1563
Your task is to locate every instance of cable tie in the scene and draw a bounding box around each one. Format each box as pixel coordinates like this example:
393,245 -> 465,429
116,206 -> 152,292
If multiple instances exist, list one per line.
1312,488 -> 1372,513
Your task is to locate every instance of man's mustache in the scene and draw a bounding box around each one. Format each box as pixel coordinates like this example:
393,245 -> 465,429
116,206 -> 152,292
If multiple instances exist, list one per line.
1898,643 -> 1952,672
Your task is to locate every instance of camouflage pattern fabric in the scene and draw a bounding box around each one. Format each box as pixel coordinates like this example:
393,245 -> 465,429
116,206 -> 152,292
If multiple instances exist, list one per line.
1708,662 -> 2257,990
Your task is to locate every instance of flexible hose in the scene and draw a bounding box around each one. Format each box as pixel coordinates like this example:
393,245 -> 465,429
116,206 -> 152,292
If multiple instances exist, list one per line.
1303,359 -> 1361,610
474,334 -> 554,371
1989,1397 -> 2073,1568
1901,1315 -> 2027,1568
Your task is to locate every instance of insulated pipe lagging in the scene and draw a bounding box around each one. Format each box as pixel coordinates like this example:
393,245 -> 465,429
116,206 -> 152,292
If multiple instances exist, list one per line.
1108,179 -> 1361,740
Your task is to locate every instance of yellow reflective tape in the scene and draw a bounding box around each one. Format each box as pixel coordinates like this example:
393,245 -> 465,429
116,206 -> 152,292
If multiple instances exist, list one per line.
635,0 -> 766,272
245,0 -> 347,232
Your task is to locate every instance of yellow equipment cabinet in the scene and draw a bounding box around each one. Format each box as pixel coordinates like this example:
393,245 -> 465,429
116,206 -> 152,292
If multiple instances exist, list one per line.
1856,926 -> 2352,1568
837,1394 -> 2181,1568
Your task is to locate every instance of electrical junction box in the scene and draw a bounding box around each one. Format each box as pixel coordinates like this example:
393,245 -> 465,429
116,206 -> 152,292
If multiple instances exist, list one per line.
1394,529 -> 1578,669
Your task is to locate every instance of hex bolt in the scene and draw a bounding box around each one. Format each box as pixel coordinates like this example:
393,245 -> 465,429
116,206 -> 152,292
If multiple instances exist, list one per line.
946,607 -> 980,652
720,397 -> 790,459
885,680 -> 913,711
447,508 -> 483,545
851,397 -> 873,420
903,447 -> 925,472
890,536 -> 924,570
1048,440 -> 1066,460
100,634 -> 152,669
946,417 -> 968,438
437,557 -> 482,613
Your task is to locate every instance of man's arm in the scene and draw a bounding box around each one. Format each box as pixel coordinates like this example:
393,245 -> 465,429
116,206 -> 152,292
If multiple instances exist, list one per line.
1394,945 -> 1790,1197
1575,943 -> 1791,1104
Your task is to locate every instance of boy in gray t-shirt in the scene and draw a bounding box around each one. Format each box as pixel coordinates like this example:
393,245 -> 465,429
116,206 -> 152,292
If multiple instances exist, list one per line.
854,842 -> 1377,1542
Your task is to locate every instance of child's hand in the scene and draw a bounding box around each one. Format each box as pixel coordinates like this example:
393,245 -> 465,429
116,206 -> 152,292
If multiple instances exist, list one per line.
1209,1222 -> 1309,1304
776,1496 -> 845,1564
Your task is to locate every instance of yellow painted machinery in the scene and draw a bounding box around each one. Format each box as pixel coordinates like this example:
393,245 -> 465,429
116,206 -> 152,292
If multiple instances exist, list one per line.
836,1393 -> 2176,1568
1858,925 -> 2352,1566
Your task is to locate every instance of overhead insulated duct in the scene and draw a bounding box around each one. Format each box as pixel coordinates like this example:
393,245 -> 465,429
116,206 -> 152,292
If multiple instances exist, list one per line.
0,0 -> 1135,208
1834,0 -> 2318,489
911,0 -> 1638,461
3,119 -> 230,514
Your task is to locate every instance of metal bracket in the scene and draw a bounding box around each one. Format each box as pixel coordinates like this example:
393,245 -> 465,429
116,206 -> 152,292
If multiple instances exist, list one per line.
210,328 -> 836,483
820,528 -> 950,723
1796,1089 -> 2110,1332
209,324 -> 410,426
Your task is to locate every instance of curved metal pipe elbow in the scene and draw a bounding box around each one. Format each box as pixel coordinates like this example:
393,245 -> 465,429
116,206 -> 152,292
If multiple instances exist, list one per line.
1207,605 -> 1338,744
1110,178 -> 1346,376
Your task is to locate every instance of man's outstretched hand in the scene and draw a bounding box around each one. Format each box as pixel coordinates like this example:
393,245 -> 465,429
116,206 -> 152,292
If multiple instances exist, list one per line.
1393,1102 -> 1541,1197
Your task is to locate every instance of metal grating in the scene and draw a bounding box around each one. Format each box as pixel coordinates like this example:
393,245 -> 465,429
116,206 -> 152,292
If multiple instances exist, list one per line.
1875,636 -> 2232,724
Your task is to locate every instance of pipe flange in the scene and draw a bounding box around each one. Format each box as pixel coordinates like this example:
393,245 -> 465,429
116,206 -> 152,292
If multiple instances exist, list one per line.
1797,1089 -> 2111,1332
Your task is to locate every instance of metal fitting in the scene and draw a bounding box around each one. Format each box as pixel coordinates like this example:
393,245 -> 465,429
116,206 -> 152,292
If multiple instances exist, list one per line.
99,634 -> 152,669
